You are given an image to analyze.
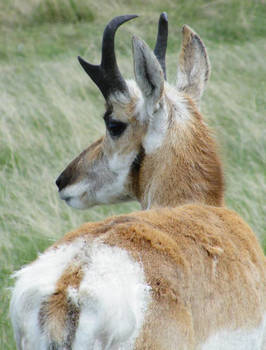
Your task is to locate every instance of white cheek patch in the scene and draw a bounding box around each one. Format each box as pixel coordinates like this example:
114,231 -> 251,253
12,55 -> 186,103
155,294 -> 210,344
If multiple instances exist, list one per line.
108,152 -> 137,173
58,149 -> 139,208
95,151 -> 137,204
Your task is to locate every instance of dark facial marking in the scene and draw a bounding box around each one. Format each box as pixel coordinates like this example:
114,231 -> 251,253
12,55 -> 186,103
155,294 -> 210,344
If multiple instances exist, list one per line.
131,146 -> 145,173
103,112 -> 128,138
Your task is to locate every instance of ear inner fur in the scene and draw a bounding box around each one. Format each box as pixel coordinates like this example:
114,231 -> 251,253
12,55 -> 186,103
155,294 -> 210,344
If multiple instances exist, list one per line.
177,25 -> 210,107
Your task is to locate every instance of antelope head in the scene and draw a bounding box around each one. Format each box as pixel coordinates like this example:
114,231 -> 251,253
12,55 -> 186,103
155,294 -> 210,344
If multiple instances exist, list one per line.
56,14 -> 224,210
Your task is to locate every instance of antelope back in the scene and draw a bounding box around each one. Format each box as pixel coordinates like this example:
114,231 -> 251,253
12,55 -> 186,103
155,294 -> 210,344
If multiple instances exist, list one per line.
11,205 -> 266,349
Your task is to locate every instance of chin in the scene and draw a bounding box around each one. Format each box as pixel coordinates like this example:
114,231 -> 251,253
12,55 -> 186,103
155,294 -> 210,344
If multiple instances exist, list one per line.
65,197 -> 93,210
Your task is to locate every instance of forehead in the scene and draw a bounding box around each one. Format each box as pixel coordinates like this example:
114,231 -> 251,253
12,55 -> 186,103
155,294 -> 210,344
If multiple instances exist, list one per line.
107,80 -> 144,123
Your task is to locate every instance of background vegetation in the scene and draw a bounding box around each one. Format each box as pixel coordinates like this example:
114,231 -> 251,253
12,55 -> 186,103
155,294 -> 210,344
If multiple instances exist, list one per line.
0,0 -> 265,347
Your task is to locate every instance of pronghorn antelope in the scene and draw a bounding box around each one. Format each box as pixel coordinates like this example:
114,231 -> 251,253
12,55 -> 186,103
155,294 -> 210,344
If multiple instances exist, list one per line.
11,14 -> 265,350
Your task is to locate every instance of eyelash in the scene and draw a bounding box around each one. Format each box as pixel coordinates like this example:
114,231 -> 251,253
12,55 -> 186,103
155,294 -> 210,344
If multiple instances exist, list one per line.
104,115 -> 128,137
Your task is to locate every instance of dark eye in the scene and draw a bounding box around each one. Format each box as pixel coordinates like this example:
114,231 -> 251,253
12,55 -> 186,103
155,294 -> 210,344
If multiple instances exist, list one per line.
104,116 -> 127,138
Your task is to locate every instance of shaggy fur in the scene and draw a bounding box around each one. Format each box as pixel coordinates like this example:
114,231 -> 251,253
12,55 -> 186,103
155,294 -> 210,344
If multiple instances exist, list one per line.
11,205 -> 266,349
10,16 -> 265,350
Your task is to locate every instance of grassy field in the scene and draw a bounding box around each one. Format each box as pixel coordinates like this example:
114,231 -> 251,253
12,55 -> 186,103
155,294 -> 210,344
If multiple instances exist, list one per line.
0,0 -> 265,347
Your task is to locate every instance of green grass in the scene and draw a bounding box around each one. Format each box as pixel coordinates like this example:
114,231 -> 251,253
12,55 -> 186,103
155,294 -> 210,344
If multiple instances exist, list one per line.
0,0 -> 265,348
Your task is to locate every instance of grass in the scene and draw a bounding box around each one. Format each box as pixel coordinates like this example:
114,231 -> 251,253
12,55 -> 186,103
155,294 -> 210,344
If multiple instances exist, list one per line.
0,0 -> 265,348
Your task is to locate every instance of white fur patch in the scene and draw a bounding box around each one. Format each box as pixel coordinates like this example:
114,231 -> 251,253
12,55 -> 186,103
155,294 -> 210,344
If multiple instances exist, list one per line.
10,239 -> 85,350
108,80 -> 142,107
58,151 -> 136,209
166,83 -> 191,123
142,101 -> 168,154
11,239 -> 150,350
108,151 -> 137,174
95,151 -> 137,204
59,179 -> 90,209
200,314 -> 266,350
70,242 -> 151,350
142,84 -> 191,155
127,80 -> 145,122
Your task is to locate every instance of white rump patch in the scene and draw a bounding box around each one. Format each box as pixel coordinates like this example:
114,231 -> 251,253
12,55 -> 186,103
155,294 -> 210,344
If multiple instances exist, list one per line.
72,243 -> 150,350
10,239 -> 150,350
200,314 -> 266,350
10,239 -> 85,349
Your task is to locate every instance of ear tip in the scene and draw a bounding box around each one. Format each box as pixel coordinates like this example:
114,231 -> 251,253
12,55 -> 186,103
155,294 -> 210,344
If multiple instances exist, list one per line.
132,35 -> 144,48
132,35 -> 137,45
182,24 -> 191,33
182,25 -> 195,36
181,25 -> 197,44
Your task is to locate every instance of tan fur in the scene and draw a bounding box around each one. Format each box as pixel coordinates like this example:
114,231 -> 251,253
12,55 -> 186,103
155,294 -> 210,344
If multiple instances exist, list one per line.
56,26 -> 224,210
177,25 -> 210,105
57,85 -> 224,209
12,20 -> 265,350
57,137 -> 104,188
39,264 -> 83,345
45,204 -> 265,348
134,96 -> 224,208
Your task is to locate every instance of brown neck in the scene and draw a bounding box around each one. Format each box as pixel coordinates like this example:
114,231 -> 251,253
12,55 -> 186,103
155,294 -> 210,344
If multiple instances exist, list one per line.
130,104 -> 224,209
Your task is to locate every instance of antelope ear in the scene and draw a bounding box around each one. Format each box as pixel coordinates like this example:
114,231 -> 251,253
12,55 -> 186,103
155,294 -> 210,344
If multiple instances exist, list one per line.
177,25 -> 210,108
132,36 -> 164,107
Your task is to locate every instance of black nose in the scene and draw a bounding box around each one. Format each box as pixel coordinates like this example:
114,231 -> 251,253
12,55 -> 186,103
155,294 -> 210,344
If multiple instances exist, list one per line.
55,173 -> 67,191
56,167 -> 75,191
55,174 -> 62,191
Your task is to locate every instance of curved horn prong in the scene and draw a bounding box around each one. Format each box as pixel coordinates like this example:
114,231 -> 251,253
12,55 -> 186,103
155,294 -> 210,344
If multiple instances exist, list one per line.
78,15 -> 138,100
154,12 -> 168,80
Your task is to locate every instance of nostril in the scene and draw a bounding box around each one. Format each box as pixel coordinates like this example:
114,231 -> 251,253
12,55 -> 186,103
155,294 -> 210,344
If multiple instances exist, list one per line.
55,174 -> 63,191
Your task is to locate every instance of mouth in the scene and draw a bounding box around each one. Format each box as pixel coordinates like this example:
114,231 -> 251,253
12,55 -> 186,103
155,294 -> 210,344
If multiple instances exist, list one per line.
58,190 -> 77,206
58,190 -> 90,209
58,190 -> 71,202
59,194 -> 79,209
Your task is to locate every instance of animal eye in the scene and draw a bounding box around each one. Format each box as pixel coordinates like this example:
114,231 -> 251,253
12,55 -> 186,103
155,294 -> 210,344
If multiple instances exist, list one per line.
104,116 -> 127,137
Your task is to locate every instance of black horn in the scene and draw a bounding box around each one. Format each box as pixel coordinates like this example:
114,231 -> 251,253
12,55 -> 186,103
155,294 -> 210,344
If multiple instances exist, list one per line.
154,12 -> 168,80
78,15 -> 138,100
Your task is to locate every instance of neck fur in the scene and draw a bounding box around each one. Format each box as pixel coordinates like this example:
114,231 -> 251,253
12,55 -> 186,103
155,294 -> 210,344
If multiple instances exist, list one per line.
132,95 -> 224,209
